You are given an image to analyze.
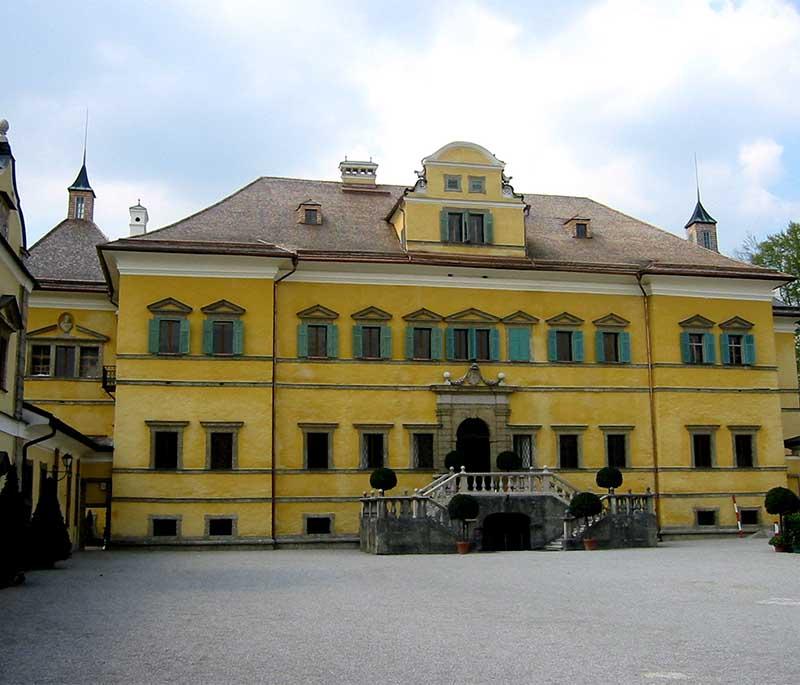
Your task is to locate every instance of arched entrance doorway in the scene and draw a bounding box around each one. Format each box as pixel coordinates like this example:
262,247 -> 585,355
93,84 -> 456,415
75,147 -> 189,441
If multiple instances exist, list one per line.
482,513 -> 531,551
456,418 -> 491,472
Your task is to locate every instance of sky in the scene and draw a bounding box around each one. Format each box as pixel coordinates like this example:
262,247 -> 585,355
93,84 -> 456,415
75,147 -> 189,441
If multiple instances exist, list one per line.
5,0 -> 800,256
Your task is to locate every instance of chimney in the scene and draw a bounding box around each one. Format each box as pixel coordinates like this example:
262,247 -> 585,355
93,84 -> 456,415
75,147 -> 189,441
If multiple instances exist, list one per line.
129,200 -> 149,236
339,158 -> 377,187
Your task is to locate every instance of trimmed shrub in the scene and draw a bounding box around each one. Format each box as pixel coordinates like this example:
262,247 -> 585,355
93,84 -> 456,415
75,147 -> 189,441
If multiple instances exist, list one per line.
596,466 -> 623,492
369,467 -> 397,493
784,512 -> 800,547
0,454 -> 27,587
444,450 -> 467,472
569,491 -> 603,520
447,494 -> 480,541
496,451 -> 522,471
765,486 -> 800,531
27,476 -> 72,569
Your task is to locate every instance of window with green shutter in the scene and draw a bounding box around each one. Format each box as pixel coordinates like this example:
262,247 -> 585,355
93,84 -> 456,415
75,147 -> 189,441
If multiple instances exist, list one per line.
150,318 -> 186,355
439,209 -> 493,245
548,329 -> 582,362
507,327 -> 531,362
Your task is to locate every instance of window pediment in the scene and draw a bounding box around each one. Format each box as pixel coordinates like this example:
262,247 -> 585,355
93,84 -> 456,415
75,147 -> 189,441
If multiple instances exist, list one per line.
445,308 -> 500,323
297,304 -> 339,320
201,299 -> 246,316
351,306 -> 392,321
147,297 -> 192,315
546,312 -> 584,326
501,311 -> 539,325
403,308 -> 443,322
592,313 -> 630,328
27,323 -> 109,342
679,314 -> 715,329
719,316 -> 754,330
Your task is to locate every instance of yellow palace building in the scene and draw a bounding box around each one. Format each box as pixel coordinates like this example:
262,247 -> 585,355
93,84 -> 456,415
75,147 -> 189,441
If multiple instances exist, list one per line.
23,140 -> 800,546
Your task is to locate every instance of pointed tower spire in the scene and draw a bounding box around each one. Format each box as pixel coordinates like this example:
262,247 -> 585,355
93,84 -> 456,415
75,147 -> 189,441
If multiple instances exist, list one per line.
684,155 -> 718,252
67,112 -> 95,221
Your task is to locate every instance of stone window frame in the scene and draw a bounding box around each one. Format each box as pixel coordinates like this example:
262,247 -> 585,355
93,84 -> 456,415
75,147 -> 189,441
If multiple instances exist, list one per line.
404,423 -> 439,470
204,514 -> 238,538
468,175 -> 486,194
509,424 -> 540,469
355,423 -> 393,470
694,507 -> 719,528
146,420 -> 189,470
444,174 -> 462,192
201,421 -> 244,470
600,425 -> 634,469
149,514 -> 182,539
299,422 -> 338,470
27,340 -> 104,379
729,425 -> 760,469
552,425 -> 587,470
303,513 -> 335,536
738,507 -> 760,527
687,425 -> 719,469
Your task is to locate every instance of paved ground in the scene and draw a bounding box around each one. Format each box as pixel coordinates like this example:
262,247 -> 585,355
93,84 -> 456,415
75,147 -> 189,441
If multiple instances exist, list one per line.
1,538 -> 797,684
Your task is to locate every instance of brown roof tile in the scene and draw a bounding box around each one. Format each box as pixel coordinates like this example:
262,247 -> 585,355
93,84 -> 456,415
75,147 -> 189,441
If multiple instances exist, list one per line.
27,218 -> 108,284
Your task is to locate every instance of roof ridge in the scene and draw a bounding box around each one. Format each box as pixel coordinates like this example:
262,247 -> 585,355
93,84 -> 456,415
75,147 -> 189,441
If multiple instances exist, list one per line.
29,218 -> 108,253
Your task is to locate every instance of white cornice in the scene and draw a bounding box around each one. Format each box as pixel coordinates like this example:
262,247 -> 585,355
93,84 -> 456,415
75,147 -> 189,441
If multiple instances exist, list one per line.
30,291 -> 116,311
112,251 -> 283,280
404,196 -> 525,209
641,275 -> 779,302
774,320 -> 799,334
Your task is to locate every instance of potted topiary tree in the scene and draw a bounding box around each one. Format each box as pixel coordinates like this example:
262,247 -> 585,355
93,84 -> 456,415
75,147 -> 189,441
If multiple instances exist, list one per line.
768,533 -> 791,553
569,491 -> 603,550
444,450 -> 466,472
447,493 -> 479,554
27,476 -> 72,569
496,451 -> 522,471
595,466 -> 623,494
764,486 -> 800,547
369,467 -> 397,494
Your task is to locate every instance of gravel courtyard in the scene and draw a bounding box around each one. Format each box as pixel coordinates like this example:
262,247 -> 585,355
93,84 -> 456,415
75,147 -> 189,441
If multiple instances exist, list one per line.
1,538 -> 797,685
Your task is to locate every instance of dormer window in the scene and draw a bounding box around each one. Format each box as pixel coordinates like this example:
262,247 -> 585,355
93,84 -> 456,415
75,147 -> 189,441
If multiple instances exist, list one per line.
575,223 -> 588,238
444,175 -> 462,192
565,217 -> 592,238
441,209 -> 493,245
305,208 -> 318,224
297,201 -> 322,225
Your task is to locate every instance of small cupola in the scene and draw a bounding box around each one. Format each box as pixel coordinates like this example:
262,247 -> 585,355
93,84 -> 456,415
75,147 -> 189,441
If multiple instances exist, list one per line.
565,216 -> 592,239
129,200 -> 149,236
297,199 -> 322,225
685,198 -> 718,252
339,158 -> 377,187
67,155 -> 95,222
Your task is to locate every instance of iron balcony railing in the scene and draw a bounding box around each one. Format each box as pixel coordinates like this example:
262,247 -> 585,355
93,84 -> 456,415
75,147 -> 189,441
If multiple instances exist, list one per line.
102,365 -> 116,393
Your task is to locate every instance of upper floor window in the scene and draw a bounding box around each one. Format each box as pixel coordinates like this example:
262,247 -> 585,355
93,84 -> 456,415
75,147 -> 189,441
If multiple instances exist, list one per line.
468,176 -> 485,193
680,332 -> 715,365
413,433 -> 434,469
29,343 -> 101,378
733,432 -> 756,468
721,333 -> 755,366
148,298 -> 192,356
0,204 -> 9,240
201,300 -> 246,357
575,222 -> 588,238
595,330 -> 631,363
147,420 -> 188,470
548,329 -> 584,362
440,209 -> 493,245
352,323 -> 392,360
30,344 -> 51,376
700,231 -> 711,249
446,327 -> 498,361
444,175 -> 462,192
158,319 -> 183,355
75,196 -> 85,219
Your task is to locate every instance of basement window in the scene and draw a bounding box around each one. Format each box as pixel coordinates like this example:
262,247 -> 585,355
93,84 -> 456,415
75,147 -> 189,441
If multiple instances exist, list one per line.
208,518 -> 234,536
740,509 -> 759,526
152,518 -> 178,537
306,516 -> 332,535
696,510 -> 717,527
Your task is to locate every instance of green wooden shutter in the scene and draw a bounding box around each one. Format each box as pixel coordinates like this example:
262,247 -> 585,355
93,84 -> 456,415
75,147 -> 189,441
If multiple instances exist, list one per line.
703,333 -> 716,364
431,327 -> 443,360
484,212 -> 494,244
680,332 -> 691,363
508,328 -> 530,362
179,318 -> 190,354
468,328 -> 477,359
440,209 -> 449,242
720,333 -> 730,365
297,323 -> 308,358
461,212 -> 469,243
743,334 -> 756,365
547,329 -> 558,361
572,331 -> 584,362
326,324 -> 338,358
380,325 -> 393,359
353,325 -> 363,359
489,328 -> 500,361
446,328 -> 455,360
595,331 -> 605,363
203,320 -> 214,355
619,331 -> 631,363
148,319 -> 160,354
233,320 -> 244,356
405,326 -> 414,359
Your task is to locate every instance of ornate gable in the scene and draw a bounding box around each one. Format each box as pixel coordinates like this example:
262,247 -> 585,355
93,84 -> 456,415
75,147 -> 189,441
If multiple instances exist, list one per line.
501,310 -> 539,325
592,313 -> 630,328
351,306 -> 392,321
147,297 -> 192,314
402,308 -> 444,322
679,314 -> 715,329
545,312 -> 584,326
201,299 -> 246,316
28,322 -> 109,342
444,308 -> 500,323
719,316 -> 754,330
297,304 -> 339,320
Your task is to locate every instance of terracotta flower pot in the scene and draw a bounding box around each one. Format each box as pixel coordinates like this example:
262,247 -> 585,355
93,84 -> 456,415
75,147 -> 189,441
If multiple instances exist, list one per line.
456,541 -> 470,554
773,545 -> 788,553
583,538 -> 599,551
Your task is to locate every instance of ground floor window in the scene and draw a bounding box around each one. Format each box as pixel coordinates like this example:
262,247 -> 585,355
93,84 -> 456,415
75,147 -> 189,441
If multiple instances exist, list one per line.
606,433 -> 627,469
151,518 -> 179,537
692,432 -> 714,468
558,434 -> 579,469
361,432 -> 385,469
154,432 -> 179,470
696,510 -> 717,527
740,508 -> 759,526
513,434 -> 533,468
207,517 -> 234,536
413,433 -> 434,469
305,516 -> 332,535
209,433 -> 234,470
306,432 -> 330,469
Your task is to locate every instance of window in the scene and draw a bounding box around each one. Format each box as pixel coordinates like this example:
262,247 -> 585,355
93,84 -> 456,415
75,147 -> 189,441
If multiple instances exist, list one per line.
474,329 -> 490,361
304,208 -> 318,224
468,176 -> 485,193
306,516 -> 332,535
412,327 -> 432,360
513,434 -> 533,468
307,325 -> 328,358
447,212 -> 463,242
721,333 -> 755,366
700,231 -> 711,249
363,433 -> 384,469
559,434 -> 579,469
79,346 -> 100,378
75,196 -> 85,219
740,509 -> 759,526
727,334 -> 743,365
507,327 -> 531,362
734,434 -> 755,468
453,329 -> 469,360
153,432 -> 179,470
688,333 -> 705,364
151,518 -> 178,537
467,214 -> 484,243
606,434 -> 627,469
692,433 -> 713,468
306,432 -> 329,470
208,518 -> 234,536
0,204 -> 8,239
556,331 -> 573,362
361,326 -> 381,359
209,432 -> 234,470
54,345 -> 76,378
158,319 -> 181,354
30,345 -> 50,375
211,321 -> 234,355
575,222 -> 588,238
444,175 -> 461,192
602,332 -> 619,363
696,510 -> 717,527
413,433 -> 434,469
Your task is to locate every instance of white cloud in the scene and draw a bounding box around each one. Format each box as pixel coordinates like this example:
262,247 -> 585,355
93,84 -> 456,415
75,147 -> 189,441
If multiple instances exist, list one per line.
738,138 -> 783,185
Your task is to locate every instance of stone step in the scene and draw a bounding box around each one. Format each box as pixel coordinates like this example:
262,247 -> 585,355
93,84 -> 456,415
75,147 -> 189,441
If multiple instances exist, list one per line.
542,537 -> 564,552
